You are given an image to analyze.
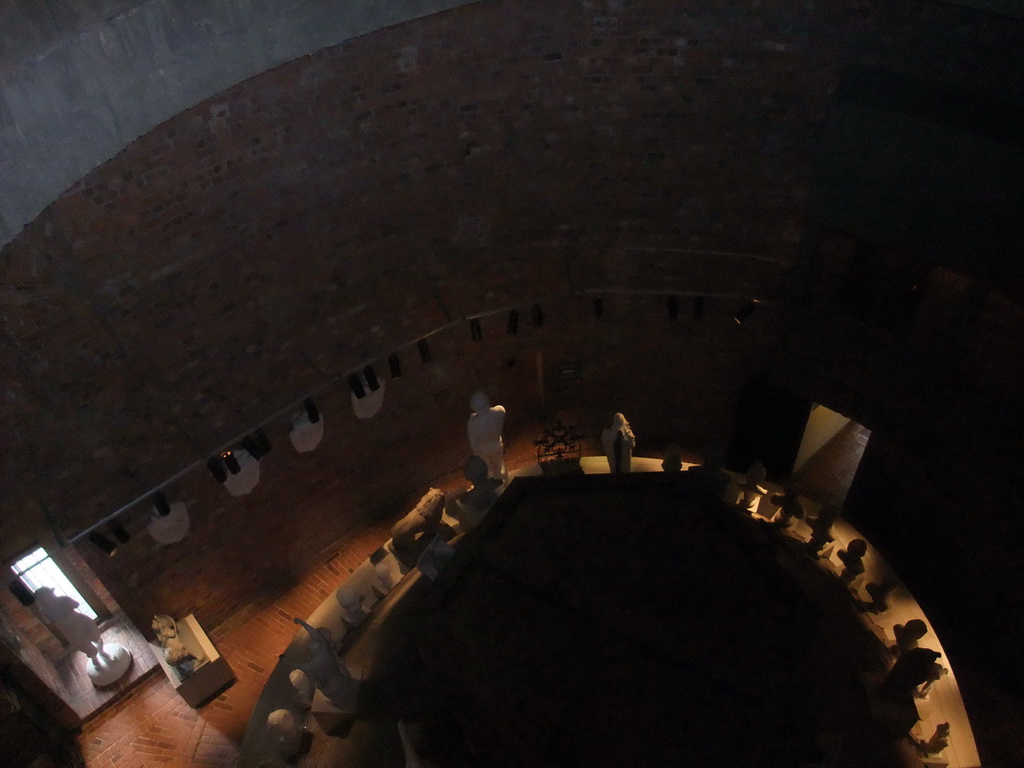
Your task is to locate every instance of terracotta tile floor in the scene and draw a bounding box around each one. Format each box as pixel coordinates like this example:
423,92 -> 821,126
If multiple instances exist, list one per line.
56,612 -> 160,721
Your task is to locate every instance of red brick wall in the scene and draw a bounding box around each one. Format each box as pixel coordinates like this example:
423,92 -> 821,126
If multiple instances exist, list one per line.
1,0 -> 1022,687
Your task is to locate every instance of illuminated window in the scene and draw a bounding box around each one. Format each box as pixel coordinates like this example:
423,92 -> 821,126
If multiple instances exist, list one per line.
12,547 -> 98,620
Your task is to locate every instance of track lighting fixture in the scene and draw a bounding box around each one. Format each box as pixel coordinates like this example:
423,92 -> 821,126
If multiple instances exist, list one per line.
152,492 -> 171,516
593,297 -> 603,318
304,397 -> 320,424
693,296 -> 704,320
108,520 -> 130,544
89,531 -> 118,556
241,435 -> 266,461
363,365 -> 380,392
207,457 -> 227,483
8,578 -> 35,606
388,353 -> 402,378
470,318 -> 482,341
532,304 -> 544,327
734,299 -> 760,324
418,338 -> 431,363
348,373 -> 367,399
507,310 -> 519,335
254,428 -> 271,454
221,450 -> 241,474
667,295 -> 679,320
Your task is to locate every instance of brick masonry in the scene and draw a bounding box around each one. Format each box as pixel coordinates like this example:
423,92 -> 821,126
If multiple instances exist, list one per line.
1,0 -> 1023,733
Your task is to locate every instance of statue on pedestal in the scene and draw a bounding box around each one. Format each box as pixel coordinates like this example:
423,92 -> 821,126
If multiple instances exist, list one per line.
456,455 -> 503,531
34,587 -> 132,686
267,709 -> 303,759
335,587 -> 370,630
661,444 -> 684,473
601,413 -> 635,474
913,722 -> 950,757
837,539 -> 868,583
805,503 -> 840,555
738,461 -> 768,511
891,619 -> 928,657
391,488 -> 447,569
289,669 -> 315,709
467,391 -> 507,481
859,577 -> 898,614
292,618 -> 358,709
769,484 -> 805,528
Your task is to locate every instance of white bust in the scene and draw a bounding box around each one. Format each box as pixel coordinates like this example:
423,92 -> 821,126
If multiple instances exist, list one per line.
266,709 -> 302,759
336,586 -> 369,627
467,391 -> 507,480
600,413 -> 635,473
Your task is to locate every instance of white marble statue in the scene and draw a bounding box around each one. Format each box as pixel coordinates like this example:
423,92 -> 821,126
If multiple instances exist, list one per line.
335,586 -> 370,629
467,391 -> 507,481
292,618 -> 358,709
267,708 -> 303,759
456,455 -> 503,531
375,560 -> 396,593
34,587 -> 131,686
151,614 -> 203,666
289,668 -> 315,709
391,488 -> 446,569
601,412 -> 636,474
738,461 -> 768,510
914,722 -> 950,757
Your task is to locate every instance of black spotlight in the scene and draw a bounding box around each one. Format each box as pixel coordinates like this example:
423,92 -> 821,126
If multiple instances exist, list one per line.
304,397 -> 321,424
108,520 -> 131,544
241,435 -> 265,461
348,373 -> 366,399
207,457 -> 227,483
363,365 -> 380,392
254,428 -> 272,453
734,299 -> 760,324
417,338 -> 431,363
89,531 -> 118,556
470,318 -> 482,341
667,295 -> 679,320
152,492 -> 171,516
593,296 -> 604,318
507,310 -> 519,335
532,304 -> 545,327
388,353 -> 402,379
8,578 -> 35,606
221,450 -> 241,474
693,296 -> 705,320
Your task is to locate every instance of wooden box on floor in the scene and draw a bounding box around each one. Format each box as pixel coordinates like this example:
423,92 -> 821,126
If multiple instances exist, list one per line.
149,614 -> 234,707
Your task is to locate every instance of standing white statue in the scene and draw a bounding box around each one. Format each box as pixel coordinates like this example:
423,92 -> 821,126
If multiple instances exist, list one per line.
601,413 -> 635,473
34,587 -> 131,686
467,391 -> 507,481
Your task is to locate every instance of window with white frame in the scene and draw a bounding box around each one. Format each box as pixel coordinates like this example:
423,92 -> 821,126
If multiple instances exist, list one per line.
12,547 -> 98,620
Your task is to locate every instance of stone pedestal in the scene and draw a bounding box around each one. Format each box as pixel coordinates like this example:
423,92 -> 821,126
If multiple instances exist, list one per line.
310,678 -> 360,735
86,643 -> 132,687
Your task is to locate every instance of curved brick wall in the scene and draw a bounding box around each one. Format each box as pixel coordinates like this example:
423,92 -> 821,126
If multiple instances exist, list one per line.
2,0 -> 1024,696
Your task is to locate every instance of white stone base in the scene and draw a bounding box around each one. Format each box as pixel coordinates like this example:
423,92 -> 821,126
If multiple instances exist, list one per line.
87,643 -> 132,686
